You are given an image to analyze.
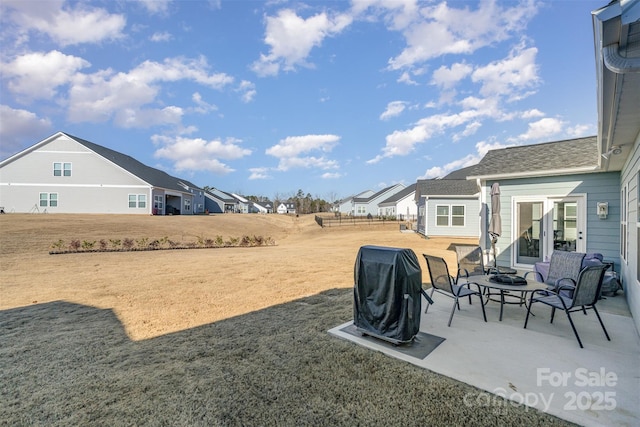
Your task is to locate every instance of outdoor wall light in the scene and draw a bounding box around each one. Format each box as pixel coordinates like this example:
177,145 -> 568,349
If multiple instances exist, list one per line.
602,146 -> 622,159
597,202 -> 609,219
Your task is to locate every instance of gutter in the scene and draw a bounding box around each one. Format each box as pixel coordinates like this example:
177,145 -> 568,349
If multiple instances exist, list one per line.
467,165 -> 600,181
602,43 -> 640,74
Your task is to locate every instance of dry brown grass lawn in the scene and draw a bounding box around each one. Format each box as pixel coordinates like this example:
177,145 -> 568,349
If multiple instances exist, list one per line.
0,213 -> 473,340
0,214 -> 573,426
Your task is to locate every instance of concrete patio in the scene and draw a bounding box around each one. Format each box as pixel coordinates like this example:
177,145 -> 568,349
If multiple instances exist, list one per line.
329,290 -> 639,427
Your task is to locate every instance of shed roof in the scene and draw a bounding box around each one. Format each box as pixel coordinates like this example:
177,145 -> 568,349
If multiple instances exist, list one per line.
467,136 -> 599,179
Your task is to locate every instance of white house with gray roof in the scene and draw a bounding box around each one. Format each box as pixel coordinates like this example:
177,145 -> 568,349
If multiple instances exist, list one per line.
415,170 -> 480,238
0,132 -> 204,215
352,184 -> 405,217
378,184 -> 417,220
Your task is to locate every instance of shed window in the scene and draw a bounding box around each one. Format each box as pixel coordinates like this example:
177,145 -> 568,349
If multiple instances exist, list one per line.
436,205 -> 465,227
436,205 -> 449,226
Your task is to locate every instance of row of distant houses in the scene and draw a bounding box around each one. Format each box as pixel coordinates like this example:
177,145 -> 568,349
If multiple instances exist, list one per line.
0,132 -> 299,216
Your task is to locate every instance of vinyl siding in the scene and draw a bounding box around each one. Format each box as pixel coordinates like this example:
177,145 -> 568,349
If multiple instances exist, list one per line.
425,198 -> 480,237
486,172 -> 621,268
620,132 -> 640,333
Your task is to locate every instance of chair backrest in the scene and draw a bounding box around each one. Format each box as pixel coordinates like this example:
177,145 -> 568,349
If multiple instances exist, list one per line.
546,251 -> 586,287
423,254 -> 454,293
571,264 -> 609,307
454,245 -> 486,278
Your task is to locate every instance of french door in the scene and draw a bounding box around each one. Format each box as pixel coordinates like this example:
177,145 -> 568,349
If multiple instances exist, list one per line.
513,195 -> 586,268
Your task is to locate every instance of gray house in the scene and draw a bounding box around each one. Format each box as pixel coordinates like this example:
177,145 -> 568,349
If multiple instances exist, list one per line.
204,188 -> 238,213
335,190 -> 374,214
352,184 -> 405,217
0,132 -> 204,215
415,170 -> 480,238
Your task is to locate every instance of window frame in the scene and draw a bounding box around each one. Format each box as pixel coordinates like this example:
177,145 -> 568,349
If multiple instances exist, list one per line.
53,162 -> 72,177
435,204 -> 465,227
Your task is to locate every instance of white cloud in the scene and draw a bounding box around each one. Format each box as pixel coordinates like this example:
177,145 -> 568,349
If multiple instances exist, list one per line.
0,105 -> 52,158
3,1 -> 125,46
397,71 -> 418,85
518,117 -> 565,141
322,172 -> 342,179
67,56 -> 234,126
150,31 -> 173,42
2,50 -> 90,101
252,9 -> 352,76
237,80 -> 257,103
566,124 -> 594,138
152,135 -> 251,175
248,167 -> 271,180
266,134 -> 340,158
191,92 -> 218,114
387,0 -> 538,69
431,62 -> 473,89
419,138 -> 513,179
521,108 -> 545,119
471,44 -> 539,99
380,101 -> 407,120
266,134 -> 340,171
137,0 -> 173,15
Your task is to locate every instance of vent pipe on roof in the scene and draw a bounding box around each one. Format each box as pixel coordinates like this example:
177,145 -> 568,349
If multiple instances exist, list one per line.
603,43 -> 640,73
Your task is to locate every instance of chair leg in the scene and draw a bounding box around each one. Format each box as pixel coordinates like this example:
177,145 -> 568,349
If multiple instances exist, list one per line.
592,306 -> 611,341
477,293 -> 487,322
524,298 -> 534,329
425,288 -> 435,314
564,310 -> 584,349
448,297 -> 458,327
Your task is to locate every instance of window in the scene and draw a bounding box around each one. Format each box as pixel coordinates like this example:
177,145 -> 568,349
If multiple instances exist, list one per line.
452,205 -> 465,226
128,194 -> 147,209
184,198 -> 191,212
436,205 -> 449,226
436,205 -> 465,227
53,162 -> 71,177
39,193 -> 58,207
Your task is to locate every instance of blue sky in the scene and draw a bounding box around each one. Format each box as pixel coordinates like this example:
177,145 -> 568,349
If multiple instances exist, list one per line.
1,0 -> 604,201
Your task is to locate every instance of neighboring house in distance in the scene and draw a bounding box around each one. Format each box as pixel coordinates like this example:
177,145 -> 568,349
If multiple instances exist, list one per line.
250,200 -> 273,214
336,190 -> 374,214
352,184 -> 405,217
204,188 -> 238,213
231,193 -> 250,214
277,201 -> 296,214
468,137 -> 621,272
592,1 -> 639,333
378,183 -> 417,220
0,132 -> 204,215
415,169 -> 480,238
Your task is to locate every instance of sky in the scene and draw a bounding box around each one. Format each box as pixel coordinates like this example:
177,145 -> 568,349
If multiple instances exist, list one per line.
0,0 -> 605,201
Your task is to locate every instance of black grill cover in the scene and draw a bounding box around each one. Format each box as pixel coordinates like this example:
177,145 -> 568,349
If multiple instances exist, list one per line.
353,245 -> 422,344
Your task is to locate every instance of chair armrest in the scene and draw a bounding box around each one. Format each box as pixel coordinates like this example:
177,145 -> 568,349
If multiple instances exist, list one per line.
554,278 -> 576,290
524,271 -> 543,282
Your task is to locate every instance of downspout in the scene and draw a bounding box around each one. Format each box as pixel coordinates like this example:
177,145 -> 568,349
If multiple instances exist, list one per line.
602,43 -> 640,73
423,196 -> 429,237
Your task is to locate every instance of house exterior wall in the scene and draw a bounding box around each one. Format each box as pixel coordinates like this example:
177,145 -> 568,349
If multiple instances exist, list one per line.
486,172 -> 621,270
0,135 -> 153,214
379,193 -> 417,220
620,132 -> 640,333
420,197 -> 480,237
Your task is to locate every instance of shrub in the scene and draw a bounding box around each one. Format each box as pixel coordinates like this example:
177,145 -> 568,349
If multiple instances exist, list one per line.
99,239 -> 108,250
50,239 -> 65,251
69,239 -> 81,251
215,235 -> 224,246
136,237 -> 148,248
122,238 -> 134,250
81,240 -> 96,250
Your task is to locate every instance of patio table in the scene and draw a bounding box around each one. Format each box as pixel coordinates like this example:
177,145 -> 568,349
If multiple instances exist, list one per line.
465,275 -> 549,321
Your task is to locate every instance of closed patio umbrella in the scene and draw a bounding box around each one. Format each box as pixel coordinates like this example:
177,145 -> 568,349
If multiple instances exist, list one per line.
488,182 -> 501,268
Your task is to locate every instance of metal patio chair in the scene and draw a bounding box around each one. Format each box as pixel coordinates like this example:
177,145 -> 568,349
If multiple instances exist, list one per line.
423,254 -> 487,327
524,264 -> 610,348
